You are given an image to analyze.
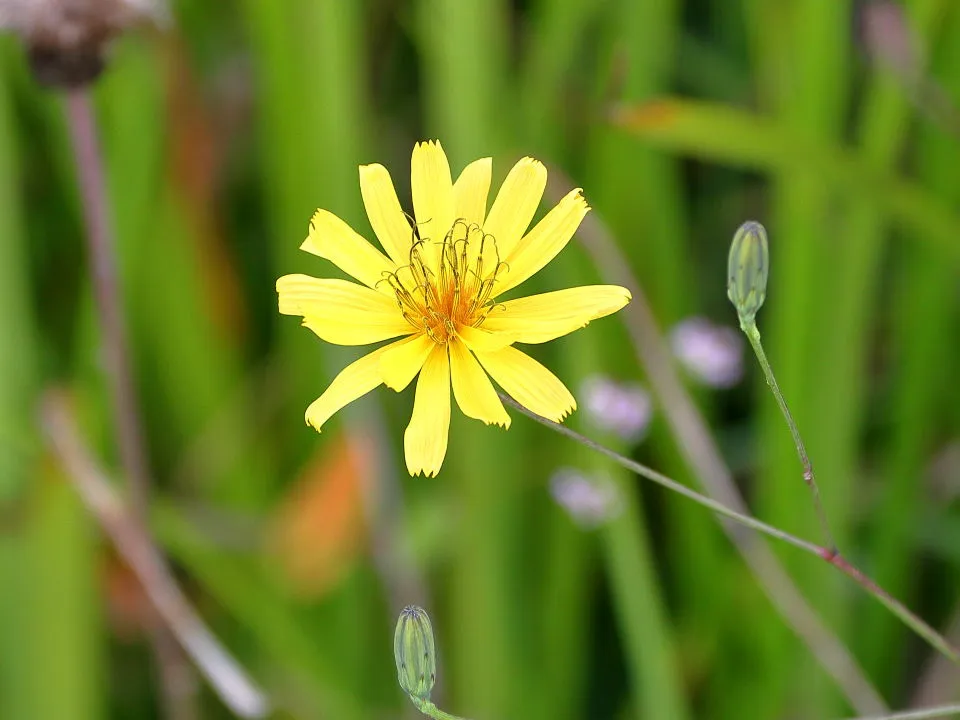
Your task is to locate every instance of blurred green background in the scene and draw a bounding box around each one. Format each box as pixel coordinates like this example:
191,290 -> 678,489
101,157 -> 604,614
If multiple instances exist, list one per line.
2,0 -> 960,718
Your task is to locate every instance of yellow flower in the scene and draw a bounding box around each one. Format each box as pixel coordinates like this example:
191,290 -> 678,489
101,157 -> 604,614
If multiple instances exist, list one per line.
277,141 -> 631,476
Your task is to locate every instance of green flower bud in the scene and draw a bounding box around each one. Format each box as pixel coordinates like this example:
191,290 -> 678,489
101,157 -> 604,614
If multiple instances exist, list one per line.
394,605 -> 436,704
727,220 -> 769,325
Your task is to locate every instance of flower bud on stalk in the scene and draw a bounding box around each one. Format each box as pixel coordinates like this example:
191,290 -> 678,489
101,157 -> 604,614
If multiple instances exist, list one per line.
394,605 -> 436,706
727,220 -> 769,327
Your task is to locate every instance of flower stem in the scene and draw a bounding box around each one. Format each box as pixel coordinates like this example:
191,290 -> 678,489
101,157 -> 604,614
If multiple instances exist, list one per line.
560,174 -> 885,713
413,697 -> 470,720
846,703 -> 960,720
740,319 -> 838,552
498,392 -> 960,665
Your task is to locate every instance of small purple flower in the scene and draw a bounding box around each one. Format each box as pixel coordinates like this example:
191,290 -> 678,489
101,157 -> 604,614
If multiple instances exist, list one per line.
581,376 -> 653,443
549,468 -> 621,529
669,317 -> 744,389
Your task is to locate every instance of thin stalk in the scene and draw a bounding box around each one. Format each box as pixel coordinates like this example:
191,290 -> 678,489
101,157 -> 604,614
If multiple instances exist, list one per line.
40,391 -> 269,718
550,171 -> 886,714
413,698 -> 470,720
741,320 -> 837,552
64,88 -> 194,718
846,704 -> 960,720
64,89 -> 150,515
497,392 -> 960,666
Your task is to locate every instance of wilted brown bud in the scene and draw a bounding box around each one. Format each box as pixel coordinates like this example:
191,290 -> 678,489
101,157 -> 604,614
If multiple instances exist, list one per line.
0,0 -> 164,88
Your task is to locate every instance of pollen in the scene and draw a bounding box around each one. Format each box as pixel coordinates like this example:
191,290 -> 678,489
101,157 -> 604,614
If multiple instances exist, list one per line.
382,220 -> 507,344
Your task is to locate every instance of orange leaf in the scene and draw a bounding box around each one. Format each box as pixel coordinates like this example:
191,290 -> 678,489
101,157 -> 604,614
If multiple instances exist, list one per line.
267,433 -> 371,599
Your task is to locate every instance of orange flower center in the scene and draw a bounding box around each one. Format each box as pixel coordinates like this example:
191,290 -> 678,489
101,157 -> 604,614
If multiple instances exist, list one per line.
382,220 -> 507,344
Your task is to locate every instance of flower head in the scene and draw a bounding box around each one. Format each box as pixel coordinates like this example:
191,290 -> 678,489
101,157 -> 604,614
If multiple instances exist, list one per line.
727,220 -> 768,326
278,141 -> 630,476
394,605 -> 436,705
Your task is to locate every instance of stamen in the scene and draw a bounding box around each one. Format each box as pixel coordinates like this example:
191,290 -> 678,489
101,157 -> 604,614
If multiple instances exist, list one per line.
384,220 -> 505,344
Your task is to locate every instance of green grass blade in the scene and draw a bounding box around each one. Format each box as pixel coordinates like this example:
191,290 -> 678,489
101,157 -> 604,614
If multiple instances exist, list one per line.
152,500 -> 364,718
859,1 -> 960,691
612,98 -> 960,265
25,468 -> 103,720
0,40 -> 43,720
726,4 -> 852,716
582,4 -> 713,717
414,2 -> 531,718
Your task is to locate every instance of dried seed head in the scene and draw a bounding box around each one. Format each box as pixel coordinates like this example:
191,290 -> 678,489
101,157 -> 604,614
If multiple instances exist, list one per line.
394,605 -> 436,704
727,220 -> 769,326
0,0 -> 165,88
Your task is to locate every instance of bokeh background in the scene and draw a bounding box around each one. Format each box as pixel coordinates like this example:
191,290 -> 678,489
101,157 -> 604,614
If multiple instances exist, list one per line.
2,1 -> 960,718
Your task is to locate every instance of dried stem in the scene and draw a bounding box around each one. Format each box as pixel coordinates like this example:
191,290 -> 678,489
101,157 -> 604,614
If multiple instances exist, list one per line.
41,391 -> 270,718
499,392 -> 960,667
64,88 -> 197,717
549,171 -> 889,714
740,320 -> 837,552
64,89 -> 151,516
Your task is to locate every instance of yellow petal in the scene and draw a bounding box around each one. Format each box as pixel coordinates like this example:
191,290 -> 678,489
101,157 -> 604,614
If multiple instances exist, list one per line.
380,333 -> 436,391
481,285 -> 631,343
278,274 -> 412,345
473,346 -> 576,423
359,163 -> 413,265
457,324 -> 515,352
494,188 -> 589,297
404,345 -> 451,477
301,209 -> 396,292
411,141 -> 454,269
453,157 -> 492,227
449,337 -> 510,428
482,157 -> 547,260
304,341 -> 402,431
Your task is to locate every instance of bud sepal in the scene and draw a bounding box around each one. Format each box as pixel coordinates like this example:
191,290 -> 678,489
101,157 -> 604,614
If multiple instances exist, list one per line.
727,220 -> 769,327
395,605 -> 437,705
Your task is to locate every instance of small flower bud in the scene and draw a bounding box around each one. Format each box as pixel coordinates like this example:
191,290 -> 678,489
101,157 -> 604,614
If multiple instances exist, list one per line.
394,605 -> 436,704
727,220 -> 769,325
